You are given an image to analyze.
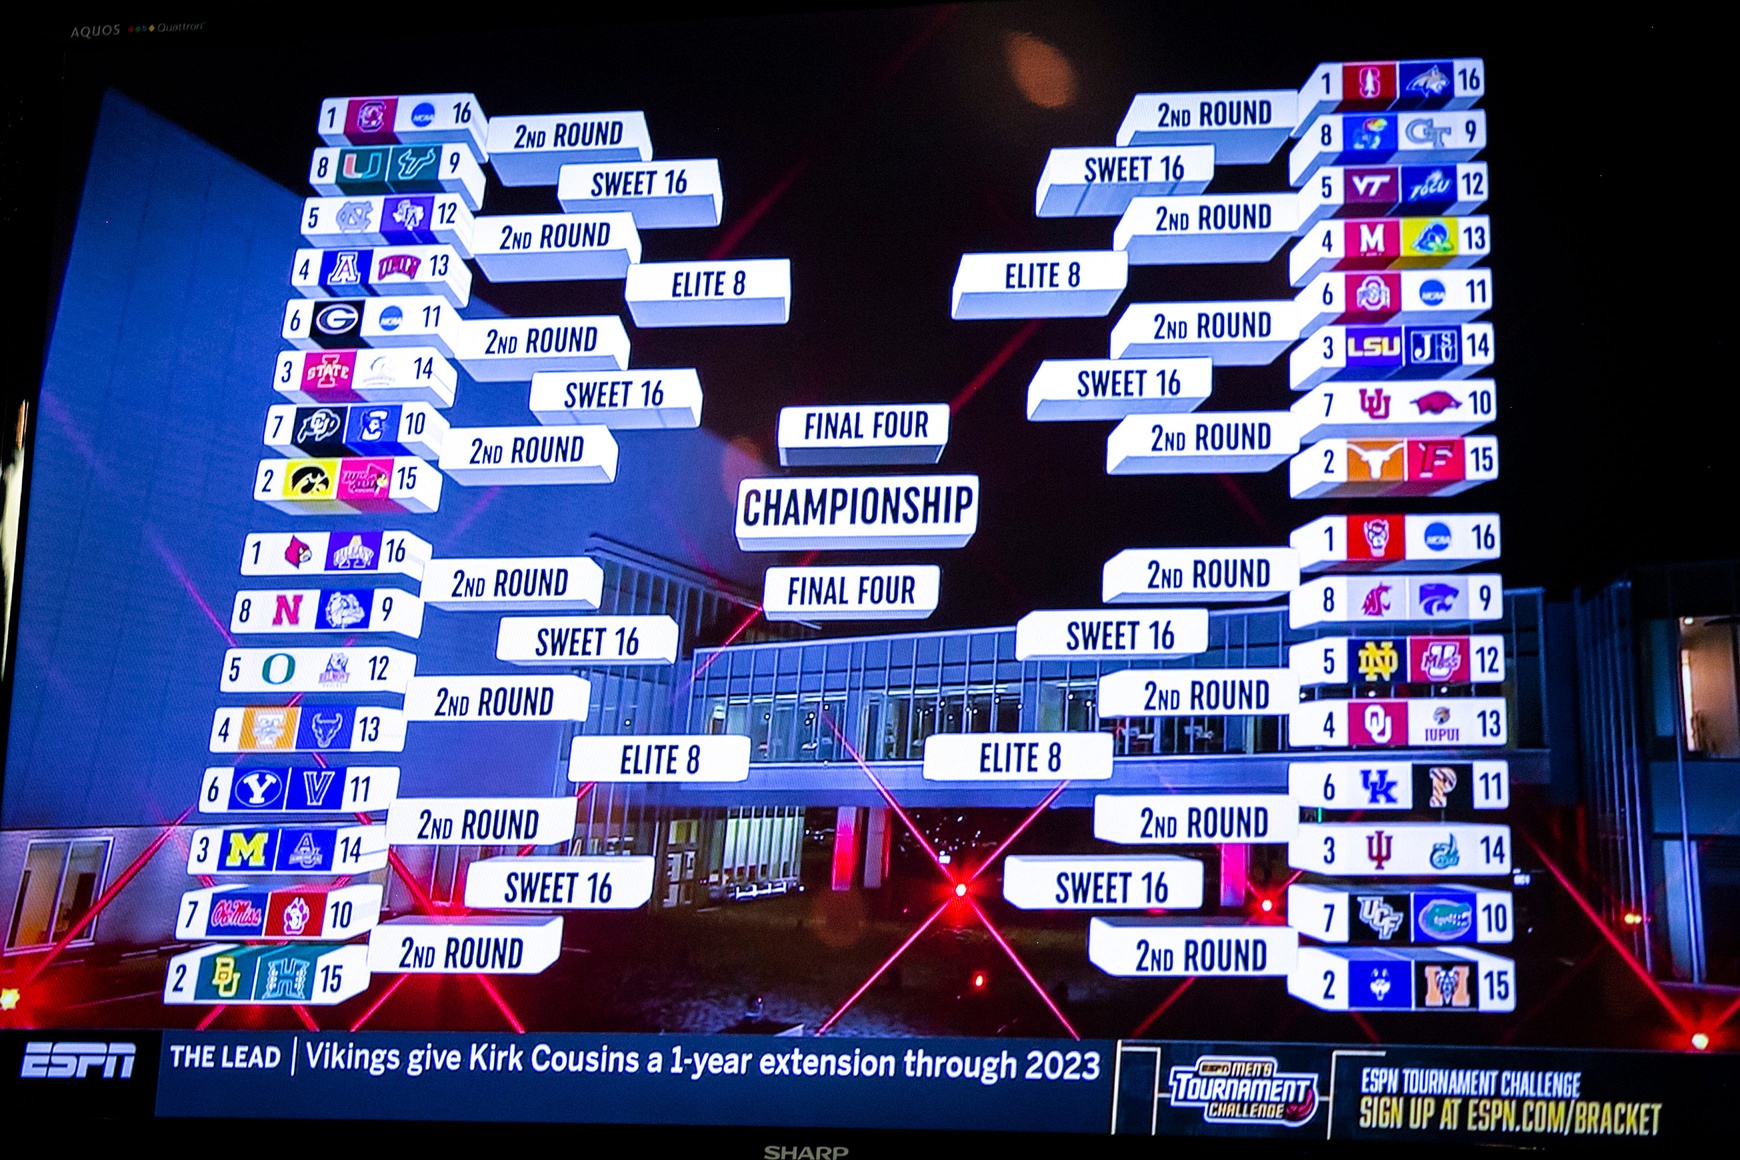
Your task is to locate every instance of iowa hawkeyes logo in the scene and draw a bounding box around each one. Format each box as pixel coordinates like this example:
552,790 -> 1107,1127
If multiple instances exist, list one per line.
289,464 -> 331,495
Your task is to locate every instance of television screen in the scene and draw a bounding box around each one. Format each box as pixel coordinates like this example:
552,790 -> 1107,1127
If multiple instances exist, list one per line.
1,2 -> 1733,1145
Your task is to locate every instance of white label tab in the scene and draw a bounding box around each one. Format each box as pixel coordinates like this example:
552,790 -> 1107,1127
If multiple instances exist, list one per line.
1289,759 -> 1510,811
291,244 -> 471,306
274,347 -> 457,409
921,732 -> 1112,781
1288,436 -> 1498,498
447,316 -> 630,380
198,765 -> 399,814
529,368 -> 702,429
220,646 -> 417,694
1290,110 -> 1487,186
1291,513 -> 1500,573
209,706 -> 407,754
1290,215 -> 1491,286
240,530 -> 430,578
440,426 -> 618,485
367,916 -> 563,975
951,251 -> 1128,319
1289,574 -> 1503,628
1014,609 -> 1208,661
1292,379 -> 1497,440
230,587 -> 423,637
471,213 -> 641,282
1290,823 -> 1511,876
625,260 -> 792,327
186,823 -> 388,875
1294,270 -> 1492,337
421,557 -> 604,612
1289,697 -> 1508,749
1102,548 -> 1299,604
1003,855 -> 1204,910
569,735 -> 750,783
1288,634 -> 1506,686
253,456 -> 441,516
1289,323 -> 1494,392
1108,411 -> 1298,474
496,615 -> 680,664
762,565 -> 940,621
486,112 -> 652,185
402,675 -> 591,722
317,94 -> 488,159
1110,300 -> 1299,363
1099,669 -> 1298,718
463,855 -> 656,910
1286,882 -> 1513,945
176,883 -> 383,941
735,475 -> 979,551
264,402 -> 447,461
1118,90 -> 1301,163
557,159 -> 723,228
1025,357 -> 1211,422
777,404 -> 949,466
385,797 -> 579,846
1090,918 -> 1297,977
300,194 -> 476,256
1289,945 -> 1515,1012
1036,145 -> 1214,217
1114,194 -> 1302,265
1094,793 -> 1299,844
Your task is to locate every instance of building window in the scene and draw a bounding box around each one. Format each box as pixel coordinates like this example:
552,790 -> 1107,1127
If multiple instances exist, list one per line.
5,837 -> 112,953
1680,616 -> 1740,757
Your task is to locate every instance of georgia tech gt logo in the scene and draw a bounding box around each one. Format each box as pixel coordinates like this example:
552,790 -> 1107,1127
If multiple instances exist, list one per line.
20,1042 -> 136,1079
1167,1055 -> 1319,1127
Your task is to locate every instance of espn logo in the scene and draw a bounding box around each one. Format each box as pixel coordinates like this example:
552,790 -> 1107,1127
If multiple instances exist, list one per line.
20,1041 -> 136,1079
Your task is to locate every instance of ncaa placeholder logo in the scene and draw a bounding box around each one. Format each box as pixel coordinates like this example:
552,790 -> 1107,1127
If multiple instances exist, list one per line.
21,1041 -> 135,1078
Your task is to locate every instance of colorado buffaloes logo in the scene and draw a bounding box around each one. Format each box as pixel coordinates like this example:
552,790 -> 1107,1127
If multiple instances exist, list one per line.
1167,1056 -> 1319,1127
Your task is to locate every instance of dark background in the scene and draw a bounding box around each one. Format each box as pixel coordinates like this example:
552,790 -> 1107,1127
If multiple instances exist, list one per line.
3,1 -> 1730,633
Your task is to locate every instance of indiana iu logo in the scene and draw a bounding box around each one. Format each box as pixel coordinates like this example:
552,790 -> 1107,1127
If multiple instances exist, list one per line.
1358,387 -> 1391,420
1366,829 -> 1394,870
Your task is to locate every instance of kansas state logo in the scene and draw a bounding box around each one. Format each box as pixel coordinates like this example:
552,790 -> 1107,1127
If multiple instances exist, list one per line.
1417,582 -> 1460,615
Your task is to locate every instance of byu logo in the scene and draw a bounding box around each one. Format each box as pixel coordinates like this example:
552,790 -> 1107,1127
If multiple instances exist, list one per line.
1361,766 -> 1398,804
238,769 -> 281,807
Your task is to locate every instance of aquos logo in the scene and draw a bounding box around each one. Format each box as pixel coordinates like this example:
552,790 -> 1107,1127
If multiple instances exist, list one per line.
20,1042 -> 136,1079
1167,1055 -> 1319,1127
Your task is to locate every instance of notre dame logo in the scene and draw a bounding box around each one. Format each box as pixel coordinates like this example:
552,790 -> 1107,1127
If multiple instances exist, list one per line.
1356,639 -> 1400,682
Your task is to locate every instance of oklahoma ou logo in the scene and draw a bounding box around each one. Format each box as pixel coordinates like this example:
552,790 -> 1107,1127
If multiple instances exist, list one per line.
1353,701 -> 1404,746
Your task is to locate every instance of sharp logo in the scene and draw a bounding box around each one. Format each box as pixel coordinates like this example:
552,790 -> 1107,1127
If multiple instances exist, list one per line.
21,1042 -> 136,1079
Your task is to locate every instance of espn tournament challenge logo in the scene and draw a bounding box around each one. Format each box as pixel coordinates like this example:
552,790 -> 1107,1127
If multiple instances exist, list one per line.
1167,1055 -> 1320,1128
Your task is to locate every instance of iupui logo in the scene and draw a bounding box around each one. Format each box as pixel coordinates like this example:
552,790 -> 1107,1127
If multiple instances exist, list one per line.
1167,1055 -> 1319,1127
20,1042 -> 136,1079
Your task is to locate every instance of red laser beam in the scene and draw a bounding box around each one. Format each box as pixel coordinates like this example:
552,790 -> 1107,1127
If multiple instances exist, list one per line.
1131,977 -> 1195,1037
195,1005 -> 226,1030
819,712 -> 946,872
349,972 -> 411,1032
817,899 -> 951,1034
1214,475 -> 1274,537
1350,1012 -> 1381,1043
968,781 -> 1068,882
1523,830 -> 1692,1030
23,804 -> 195,986
1497,944 -> 1604,1046
965,897 -> 1079,1039
292,1005 -> 319,1032
470,973 -> 526,1035
950,319 -> 1044,414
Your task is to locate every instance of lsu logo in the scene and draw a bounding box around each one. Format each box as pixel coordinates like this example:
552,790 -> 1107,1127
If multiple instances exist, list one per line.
1347,327 -> 1402,368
